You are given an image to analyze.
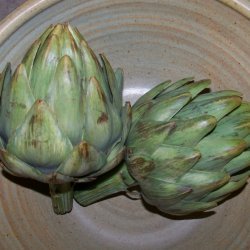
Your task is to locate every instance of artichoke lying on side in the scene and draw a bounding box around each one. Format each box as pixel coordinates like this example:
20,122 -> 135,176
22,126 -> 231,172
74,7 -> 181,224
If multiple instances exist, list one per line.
74,77 -> 250,216
0,24 -> 131,214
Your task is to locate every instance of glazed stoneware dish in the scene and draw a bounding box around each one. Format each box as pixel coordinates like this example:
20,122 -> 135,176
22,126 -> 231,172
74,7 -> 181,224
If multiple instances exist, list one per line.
0,0 -> 249,249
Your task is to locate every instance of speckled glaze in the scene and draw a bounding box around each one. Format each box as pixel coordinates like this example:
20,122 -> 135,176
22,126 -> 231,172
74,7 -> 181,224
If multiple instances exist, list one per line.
0,1 -> 250,250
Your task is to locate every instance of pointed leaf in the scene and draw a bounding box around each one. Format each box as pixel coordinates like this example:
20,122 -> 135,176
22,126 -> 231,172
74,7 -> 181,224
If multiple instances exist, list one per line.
150,145 -> 201,179
131,101 -> 152,125
84,77 -> 112,150
57,141 -> 106,177
202,175 -> 249,202
194,137 -> 247,170
157,79 -> 210,101
109,104 -> 123,144
121,102 -> 132,144
0,64 -> 12,140
192,90 -> 242,102
159,77 -> 194,95
48,23 -> 63,37
179,169 -> 230,200
126,151 -> 155,181
214,114 -> 250,139
0,63 -> 11,100
0,64 -> 35,140
7,100 -> 73,170
140,176 -> 191,206
100,54 -> 122,111
167,115 -> 217,146
37,24 -> 54,47
80,41 -> 111,100
46,55 -> 84,145
133,79 -> 172,108
30,34 -> 60,99
68,24 -> 88,48
0,149 -> 47,182
224,151 -> 250,174
176,95 -> 242,121
144,93 -> 192,122
142,189 -> 190,209
115,68 -> 124,100
127,121 -> 176,151
58,25 -> 84,76
90,140 -> 125,177
22,39 -> 41,79
227,102 -> 250,116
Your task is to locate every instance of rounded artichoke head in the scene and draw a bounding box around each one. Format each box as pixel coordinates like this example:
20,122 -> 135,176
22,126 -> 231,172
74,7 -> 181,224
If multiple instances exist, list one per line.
0,24 -> 131,184
126,78 -> 250,215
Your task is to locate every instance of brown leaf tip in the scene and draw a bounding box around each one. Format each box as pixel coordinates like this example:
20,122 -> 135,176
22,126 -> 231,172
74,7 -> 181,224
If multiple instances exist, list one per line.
79,142 -> 89,158
97,112 -> 108,124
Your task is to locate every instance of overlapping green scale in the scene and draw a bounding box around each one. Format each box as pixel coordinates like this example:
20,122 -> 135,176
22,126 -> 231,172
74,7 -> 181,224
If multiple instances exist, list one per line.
45,55 -> 84,145
6,100 -> 73,169
75,77 -> 250,216
127,78 -> 250,215
0,23 -> 131,214
0,64 -> 35,139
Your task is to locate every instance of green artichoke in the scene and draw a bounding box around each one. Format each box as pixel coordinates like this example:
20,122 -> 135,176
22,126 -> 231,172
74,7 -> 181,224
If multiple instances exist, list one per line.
74,77 -> 250,216
0,24 -> 131,214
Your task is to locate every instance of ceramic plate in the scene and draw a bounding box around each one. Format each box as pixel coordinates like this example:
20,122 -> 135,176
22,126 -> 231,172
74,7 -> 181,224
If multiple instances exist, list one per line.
0,1 -> 249,249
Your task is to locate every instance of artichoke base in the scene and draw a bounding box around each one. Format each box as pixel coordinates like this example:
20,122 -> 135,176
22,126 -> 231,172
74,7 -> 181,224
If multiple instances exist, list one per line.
49,182 -> 74,215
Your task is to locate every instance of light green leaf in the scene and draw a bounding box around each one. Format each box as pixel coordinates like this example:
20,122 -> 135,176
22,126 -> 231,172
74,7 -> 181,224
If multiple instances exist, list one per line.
46,55 -> 84,145
30,34 -> 60,99
83,77 -> 112,150
0,64 -> 35,139
57,141 -> 106,177
7,100 -> 73,170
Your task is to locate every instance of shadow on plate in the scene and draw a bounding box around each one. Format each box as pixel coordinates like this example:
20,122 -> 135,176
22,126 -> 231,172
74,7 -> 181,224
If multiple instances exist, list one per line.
1,169 -> 50,197
2,167 -> 248,219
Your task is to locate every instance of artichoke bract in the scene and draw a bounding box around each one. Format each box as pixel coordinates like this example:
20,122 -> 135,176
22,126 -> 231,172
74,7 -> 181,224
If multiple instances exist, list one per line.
74,78 -> 250,216
0,24 -> 131,214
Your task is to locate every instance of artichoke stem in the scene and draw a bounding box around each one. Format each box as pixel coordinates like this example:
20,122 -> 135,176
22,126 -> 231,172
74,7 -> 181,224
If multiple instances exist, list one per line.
74,163 -> 136,206
49,182 -> 74,215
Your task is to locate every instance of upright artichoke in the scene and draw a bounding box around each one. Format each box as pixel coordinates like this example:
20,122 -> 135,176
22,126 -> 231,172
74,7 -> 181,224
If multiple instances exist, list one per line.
75,77 -> 250,216
0,24 -> 131,214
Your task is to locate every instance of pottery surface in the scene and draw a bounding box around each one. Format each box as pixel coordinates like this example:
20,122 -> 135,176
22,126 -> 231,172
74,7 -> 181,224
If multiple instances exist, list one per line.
0,1 -> 249,249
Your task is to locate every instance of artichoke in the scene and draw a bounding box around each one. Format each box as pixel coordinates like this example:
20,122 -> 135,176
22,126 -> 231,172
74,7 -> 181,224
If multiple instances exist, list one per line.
0,24 -> 131,214
74,77 -> 250,216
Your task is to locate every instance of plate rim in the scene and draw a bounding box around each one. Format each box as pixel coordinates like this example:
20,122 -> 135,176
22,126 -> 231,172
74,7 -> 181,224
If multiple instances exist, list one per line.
0,0 -> 249,46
